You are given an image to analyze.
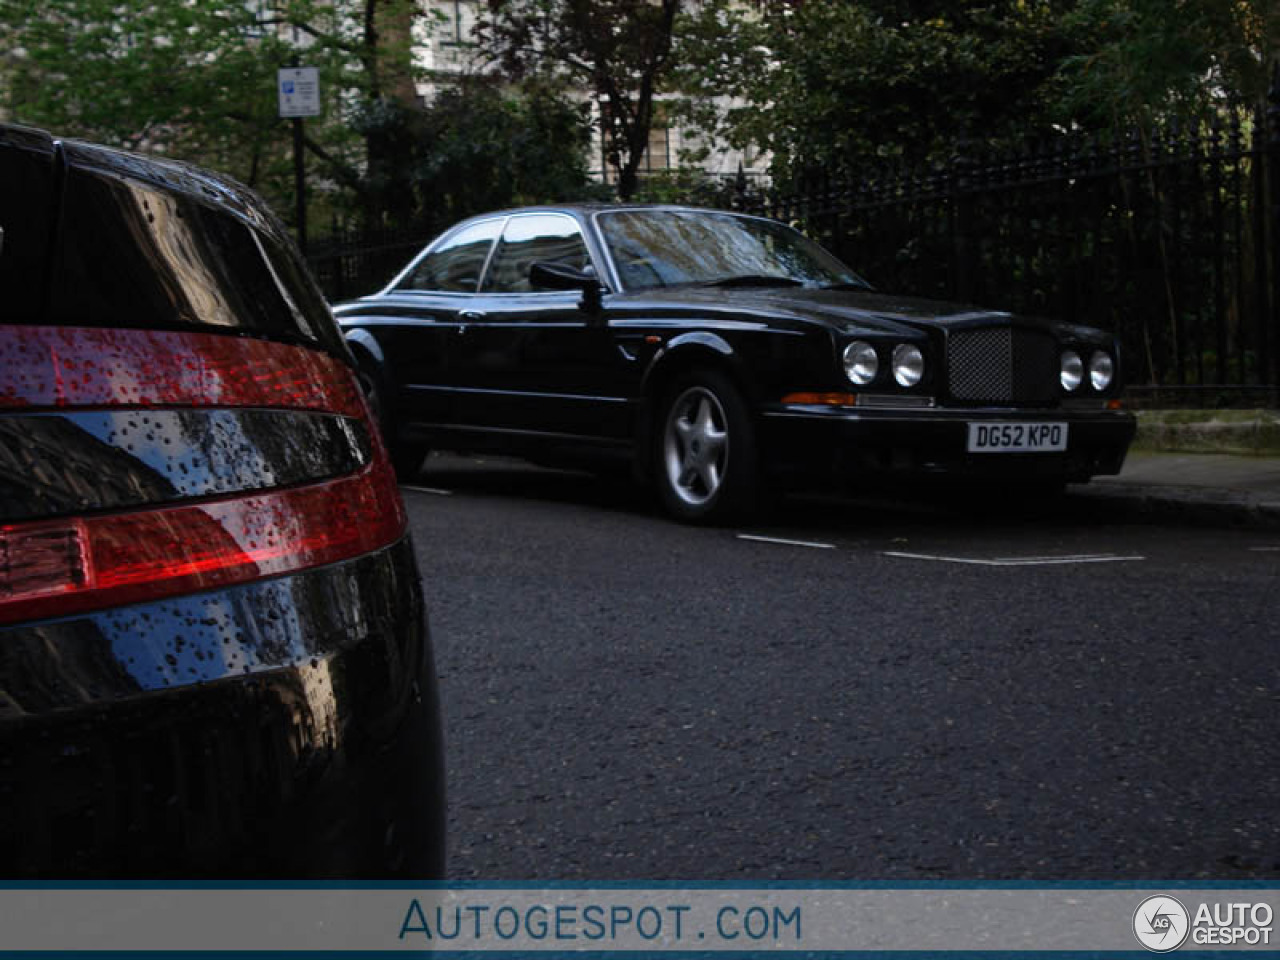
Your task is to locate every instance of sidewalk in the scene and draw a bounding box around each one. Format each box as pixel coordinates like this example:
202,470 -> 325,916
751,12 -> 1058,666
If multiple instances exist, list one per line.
1070,451 -> 1280,531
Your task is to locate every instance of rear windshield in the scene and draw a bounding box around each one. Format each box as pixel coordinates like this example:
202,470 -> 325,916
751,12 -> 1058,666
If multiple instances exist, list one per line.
0,132 -> 343,356
42,168 -> 343,354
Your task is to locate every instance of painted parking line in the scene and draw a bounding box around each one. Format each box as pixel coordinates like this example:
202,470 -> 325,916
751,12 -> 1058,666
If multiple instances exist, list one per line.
883,551 -> 1144,567
399,485 -> 455,496
737,533 -> 837,550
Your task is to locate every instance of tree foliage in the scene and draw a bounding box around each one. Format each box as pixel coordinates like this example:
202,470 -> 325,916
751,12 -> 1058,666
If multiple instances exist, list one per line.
1,1 -> 292,162
474,0 -> 681,200
1054,0 -> 1278,127
0,0 -> 593,231
0,0 -> 393,222
673,0 -> 1279,186
354,76 -> 597,231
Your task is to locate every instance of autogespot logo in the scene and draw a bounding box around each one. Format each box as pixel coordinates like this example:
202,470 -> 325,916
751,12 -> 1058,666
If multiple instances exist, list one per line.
1134,895 -> 1191,952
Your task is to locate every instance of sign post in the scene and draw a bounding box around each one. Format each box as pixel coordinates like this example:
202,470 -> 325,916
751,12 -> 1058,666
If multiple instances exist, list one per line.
277,66 -> 321,252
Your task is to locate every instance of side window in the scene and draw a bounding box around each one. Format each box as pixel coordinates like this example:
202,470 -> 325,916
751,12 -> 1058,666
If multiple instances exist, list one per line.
482,215 -> 590,294
396,220 -> 500,292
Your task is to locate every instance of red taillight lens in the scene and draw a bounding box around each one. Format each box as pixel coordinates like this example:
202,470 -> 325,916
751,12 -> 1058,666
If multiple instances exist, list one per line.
0,457 -> 404,626
0,326 -> 407,626
0,520 -> 91,605
0,326 -> 364,416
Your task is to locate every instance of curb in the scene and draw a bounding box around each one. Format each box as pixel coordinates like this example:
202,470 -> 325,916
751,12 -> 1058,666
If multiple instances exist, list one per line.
1068,481 -> 1280,532
1133,409 -> 1280,457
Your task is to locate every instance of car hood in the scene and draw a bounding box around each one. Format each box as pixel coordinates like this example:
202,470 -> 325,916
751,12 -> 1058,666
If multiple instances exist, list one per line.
619,285 -> 1101,341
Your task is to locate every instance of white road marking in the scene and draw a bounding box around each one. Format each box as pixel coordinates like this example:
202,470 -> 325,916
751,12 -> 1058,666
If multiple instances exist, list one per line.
737,534 -> 836,550
399,485 -> 455,496
883,551 -> 1144,567
1248,546 -> 1280,552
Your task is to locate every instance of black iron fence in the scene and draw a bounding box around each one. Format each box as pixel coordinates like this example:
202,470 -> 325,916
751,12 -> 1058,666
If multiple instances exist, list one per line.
696,107 -> 1280,408
308,100 -> 1280,408
307,225 -> 436,303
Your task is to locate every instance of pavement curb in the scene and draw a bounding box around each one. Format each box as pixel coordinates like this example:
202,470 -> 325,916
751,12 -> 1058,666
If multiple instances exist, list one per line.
1070,481 -> 1280,532
1133,409 -> 1280,457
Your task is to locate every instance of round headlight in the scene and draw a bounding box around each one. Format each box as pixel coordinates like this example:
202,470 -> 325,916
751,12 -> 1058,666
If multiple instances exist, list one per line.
843,341 -> 878,386
1089,351 -> 1114,391
892,343 -> 925,387
1060,350 -> 1083,391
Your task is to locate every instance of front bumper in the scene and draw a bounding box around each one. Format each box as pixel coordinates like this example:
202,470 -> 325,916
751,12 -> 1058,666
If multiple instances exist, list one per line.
759,403 -> 1136,483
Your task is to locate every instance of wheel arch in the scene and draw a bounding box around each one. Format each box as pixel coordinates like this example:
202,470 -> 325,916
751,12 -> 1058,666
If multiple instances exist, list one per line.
344,326 -> 387,371
635,334 -> 759,483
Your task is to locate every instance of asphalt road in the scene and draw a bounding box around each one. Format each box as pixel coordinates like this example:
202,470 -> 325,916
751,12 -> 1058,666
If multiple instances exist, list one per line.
404,454 -> 1280,881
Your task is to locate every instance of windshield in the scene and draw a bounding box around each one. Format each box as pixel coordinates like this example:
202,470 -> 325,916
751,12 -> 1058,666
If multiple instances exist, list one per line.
596,209 -> 867,292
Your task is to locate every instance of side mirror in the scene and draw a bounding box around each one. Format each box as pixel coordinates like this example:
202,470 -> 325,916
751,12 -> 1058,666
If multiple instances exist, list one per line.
529,261 -> 604,314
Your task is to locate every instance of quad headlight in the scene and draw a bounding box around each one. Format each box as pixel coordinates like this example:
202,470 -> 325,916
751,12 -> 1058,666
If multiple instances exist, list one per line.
843,341 -> 878,385
1089,350 -> 1114,391
892,344 -> 925,387
1060,350 -> 1084,391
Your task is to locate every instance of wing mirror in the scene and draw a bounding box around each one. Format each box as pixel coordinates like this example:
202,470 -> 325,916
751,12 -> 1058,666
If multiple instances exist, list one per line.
529,261 -> 604,314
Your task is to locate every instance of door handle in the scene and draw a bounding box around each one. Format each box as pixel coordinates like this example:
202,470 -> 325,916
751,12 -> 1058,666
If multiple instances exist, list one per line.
457,309 -> 484,334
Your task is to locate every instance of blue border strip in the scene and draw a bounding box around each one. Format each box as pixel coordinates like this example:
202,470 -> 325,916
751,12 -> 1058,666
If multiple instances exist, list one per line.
1,881 -> 1278,891
0,952 -> 1264,959
0,954 -> 1251,959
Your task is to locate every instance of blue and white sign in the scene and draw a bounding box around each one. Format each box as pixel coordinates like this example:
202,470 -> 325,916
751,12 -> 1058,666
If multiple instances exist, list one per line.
277,66 -> 320,118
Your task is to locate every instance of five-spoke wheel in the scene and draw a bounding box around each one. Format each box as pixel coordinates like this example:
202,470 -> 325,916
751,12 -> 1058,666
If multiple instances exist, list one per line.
656,370 -> 759,523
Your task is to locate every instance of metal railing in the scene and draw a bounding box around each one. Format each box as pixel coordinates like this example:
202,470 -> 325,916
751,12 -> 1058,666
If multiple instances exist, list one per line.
694,102 -> 1280,407
308,86 -> 1280,407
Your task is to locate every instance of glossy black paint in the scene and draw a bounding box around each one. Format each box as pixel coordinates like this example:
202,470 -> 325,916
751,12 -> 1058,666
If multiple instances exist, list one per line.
1,122 -> 444,878
0,538 -> 443,878
0,124 -> 346,357
0,410 -> 370,522
335,204 -> 1134,489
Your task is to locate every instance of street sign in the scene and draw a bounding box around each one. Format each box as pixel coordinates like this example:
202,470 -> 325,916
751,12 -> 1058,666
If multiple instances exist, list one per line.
277,67 -> 320,118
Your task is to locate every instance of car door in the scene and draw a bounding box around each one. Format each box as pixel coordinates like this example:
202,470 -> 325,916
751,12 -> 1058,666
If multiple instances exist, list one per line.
372,217 -> 502,429
447,213 -> 637,443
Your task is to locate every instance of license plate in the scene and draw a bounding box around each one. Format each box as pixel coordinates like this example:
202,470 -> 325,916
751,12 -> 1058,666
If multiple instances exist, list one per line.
967,422 -> 1068,453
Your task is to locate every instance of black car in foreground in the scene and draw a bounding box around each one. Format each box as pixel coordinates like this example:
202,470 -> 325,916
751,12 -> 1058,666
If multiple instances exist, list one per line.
0,124 -> 444,877
336,205 -> 1136,522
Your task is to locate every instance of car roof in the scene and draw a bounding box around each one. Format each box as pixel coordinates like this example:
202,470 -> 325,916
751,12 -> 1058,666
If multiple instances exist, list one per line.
460,202 -> 755,221
0,121 -> 288,241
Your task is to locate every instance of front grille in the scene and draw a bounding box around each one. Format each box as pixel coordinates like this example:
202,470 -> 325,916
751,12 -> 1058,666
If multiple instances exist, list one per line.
947,326 -> 1058,405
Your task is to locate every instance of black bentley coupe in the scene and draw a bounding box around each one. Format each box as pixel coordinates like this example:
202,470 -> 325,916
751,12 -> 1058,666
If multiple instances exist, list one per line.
336,205 -> 1135,522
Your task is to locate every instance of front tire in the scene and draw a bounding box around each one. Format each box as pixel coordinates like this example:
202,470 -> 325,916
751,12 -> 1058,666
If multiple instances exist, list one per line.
356,360 -> 428,481
655,370 -> 760,523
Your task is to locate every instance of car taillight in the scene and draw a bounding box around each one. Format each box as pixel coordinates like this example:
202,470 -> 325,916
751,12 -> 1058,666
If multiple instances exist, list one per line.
0,326 -> 405,626
0,326 -> 365,415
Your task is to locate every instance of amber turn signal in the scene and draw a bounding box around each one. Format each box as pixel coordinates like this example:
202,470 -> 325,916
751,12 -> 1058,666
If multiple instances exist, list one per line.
782,392 -> 859,406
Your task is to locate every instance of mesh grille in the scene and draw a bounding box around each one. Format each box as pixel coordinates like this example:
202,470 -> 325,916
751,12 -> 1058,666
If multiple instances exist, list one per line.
1012,330 -> 1060,404
949,328 -> 1012,402
947,327 -> 1059,405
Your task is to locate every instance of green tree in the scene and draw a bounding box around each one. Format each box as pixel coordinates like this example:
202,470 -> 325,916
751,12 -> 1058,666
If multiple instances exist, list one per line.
673,0 -> 1278,185
0,0 -> 434,229
353,75 -> 597,231
474,0 -> 681,200
1054,0 -> 1278,127
1,1 -> 294,166
675,0 -> 1094,183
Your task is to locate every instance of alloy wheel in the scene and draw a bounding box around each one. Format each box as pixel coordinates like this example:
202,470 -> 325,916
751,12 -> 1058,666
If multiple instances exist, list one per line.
662,385 -> 731,507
